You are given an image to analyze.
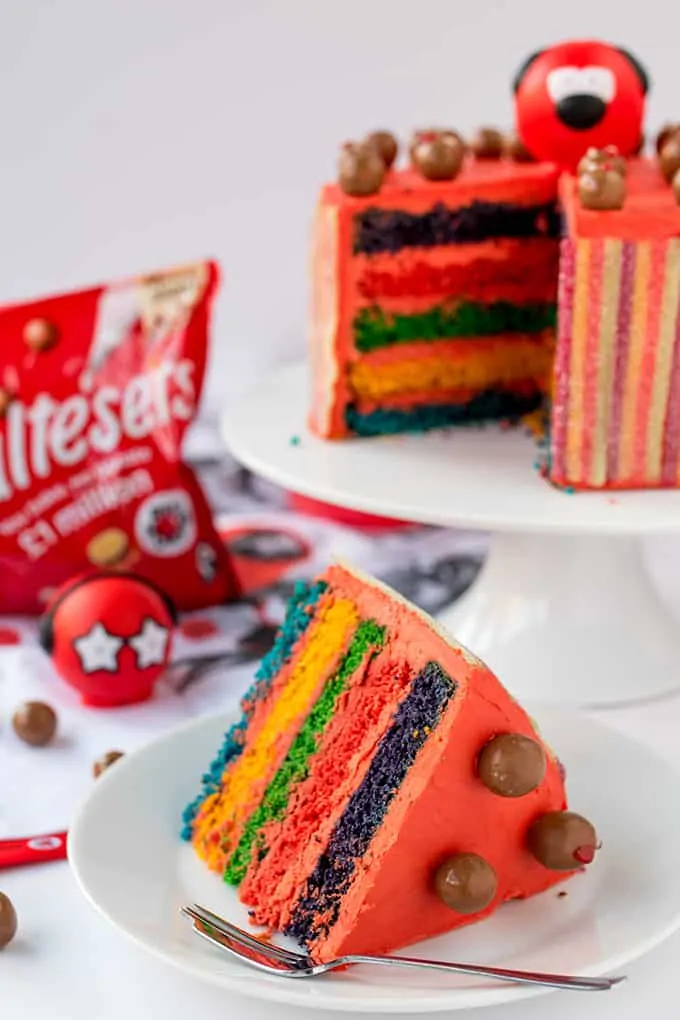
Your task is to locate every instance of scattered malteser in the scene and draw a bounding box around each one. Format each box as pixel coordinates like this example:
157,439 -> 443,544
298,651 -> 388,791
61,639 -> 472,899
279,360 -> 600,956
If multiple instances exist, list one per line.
477,732 -> 546,797
93,750 -> 125,778
434,853 -> 498,914
0,892 -> 17,949
659,134 -> 680,183
0,388 -> 13,419
365,130 -> 399,170
412,131 -> 465,181
578,164 -> 626,211
470,127 -> 504,159
86,527 -> 130,568
656,123 -> 680,155
527,811 -> 598,870
504,133 -> 534,162
23,318 -> 59,353
338,142 -> 385,197
12,701 -> 58,747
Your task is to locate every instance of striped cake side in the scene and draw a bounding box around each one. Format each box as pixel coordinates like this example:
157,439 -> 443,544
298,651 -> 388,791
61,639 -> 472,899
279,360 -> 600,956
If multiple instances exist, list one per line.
549,236 -> 680,489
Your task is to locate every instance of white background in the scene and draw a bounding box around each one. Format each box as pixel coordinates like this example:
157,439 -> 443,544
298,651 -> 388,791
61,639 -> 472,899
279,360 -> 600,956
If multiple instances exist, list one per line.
4,2 -> 680,1017
0,0 -> 678,414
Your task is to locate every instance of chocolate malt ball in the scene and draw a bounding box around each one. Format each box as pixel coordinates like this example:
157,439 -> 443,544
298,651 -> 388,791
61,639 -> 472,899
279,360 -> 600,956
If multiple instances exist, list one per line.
0,893 -> 17,949
578,166 -> 626,211
365,130 -> 399,169
504,133 -> 534,162
470,127 -> 504,159
477,733 -> 546,797
409,128 -> 465,163
12,701 -> 58,747
434,853 -> 498,914
338,142 -> 385,197
93,750 -> 125,778
656,123 -> 680,155
528,811 -> 598,870
660,135 -> 680,183
577,146 -> 627,178
672,168 -> 680,205
23,318 -> 59,353
412,132 -> 465,181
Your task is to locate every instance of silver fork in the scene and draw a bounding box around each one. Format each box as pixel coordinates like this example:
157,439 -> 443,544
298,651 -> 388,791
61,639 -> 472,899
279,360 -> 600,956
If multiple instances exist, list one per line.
181,904 -> 625,992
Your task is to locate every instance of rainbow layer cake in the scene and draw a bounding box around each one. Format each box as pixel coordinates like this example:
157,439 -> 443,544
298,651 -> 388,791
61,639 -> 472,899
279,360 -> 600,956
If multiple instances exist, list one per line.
182,563 -> 597,960
309,125 -> 680,491
310,156 -> 561,440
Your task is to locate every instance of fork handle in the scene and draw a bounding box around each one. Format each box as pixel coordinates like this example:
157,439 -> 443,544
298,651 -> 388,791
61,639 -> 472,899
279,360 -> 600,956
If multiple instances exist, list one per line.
339,954 -> 623,992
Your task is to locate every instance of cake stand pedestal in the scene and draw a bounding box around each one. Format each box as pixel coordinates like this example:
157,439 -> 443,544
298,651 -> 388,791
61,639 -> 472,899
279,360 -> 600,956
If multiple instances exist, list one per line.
221,362 -> 680,708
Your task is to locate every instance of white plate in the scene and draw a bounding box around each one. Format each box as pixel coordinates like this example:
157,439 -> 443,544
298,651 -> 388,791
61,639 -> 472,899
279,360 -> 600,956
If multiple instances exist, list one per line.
69,708 -> 680,1013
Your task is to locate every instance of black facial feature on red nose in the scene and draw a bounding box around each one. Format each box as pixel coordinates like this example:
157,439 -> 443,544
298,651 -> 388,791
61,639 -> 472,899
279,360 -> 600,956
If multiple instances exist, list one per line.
556,94 -> 607,130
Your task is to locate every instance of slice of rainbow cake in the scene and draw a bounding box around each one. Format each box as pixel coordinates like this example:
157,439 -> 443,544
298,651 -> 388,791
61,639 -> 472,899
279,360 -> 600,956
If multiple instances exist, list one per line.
182,564 -> 597,961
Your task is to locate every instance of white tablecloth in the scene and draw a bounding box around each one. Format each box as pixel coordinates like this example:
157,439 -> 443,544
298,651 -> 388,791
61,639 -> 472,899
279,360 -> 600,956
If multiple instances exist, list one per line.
3,452 -> 680,1019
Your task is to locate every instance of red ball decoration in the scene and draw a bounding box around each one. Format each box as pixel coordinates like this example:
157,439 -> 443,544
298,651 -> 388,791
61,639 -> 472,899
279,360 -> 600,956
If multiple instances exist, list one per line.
39,573 -> 175,707
513,40 -> 649,171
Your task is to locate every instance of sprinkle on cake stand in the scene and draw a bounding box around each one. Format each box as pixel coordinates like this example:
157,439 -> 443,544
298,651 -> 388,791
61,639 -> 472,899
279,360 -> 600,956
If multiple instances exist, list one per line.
222,362 -> 680,709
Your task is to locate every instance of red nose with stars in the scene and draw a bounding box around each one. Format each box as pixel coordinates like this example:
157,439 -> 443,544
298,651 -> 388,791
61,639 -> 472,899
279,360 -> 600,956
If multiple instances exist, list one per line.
39,572 -> 176,707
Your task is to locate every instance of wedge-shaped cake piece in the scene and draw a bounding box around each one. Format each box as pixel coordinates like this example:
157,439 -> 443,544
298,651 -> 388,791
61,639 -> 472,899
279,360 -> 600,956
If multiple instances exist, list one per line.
182,563 -> 597,961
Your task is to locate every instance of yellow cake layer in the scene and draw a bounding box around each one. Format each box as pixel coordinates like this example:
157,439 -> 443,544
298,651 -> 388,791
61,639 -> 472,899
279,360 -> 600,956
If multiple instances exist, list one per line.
348,335 -> 555,400
192,596 -> 359,869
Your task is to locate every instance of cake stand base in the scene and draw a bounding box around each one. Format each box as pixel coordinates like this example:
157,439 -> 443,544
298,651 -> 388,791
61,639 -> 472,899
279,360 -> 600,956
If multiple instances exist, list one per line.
222,362 -> 680,708
439,532 -> 680,707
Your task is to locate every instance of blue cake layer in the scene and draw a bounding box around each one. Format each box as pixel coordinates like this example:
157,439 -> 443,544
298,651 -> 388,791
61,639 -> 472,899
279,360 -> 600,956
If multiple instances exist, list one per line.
180,579 -> 328,840
285,661 -> 456,948
345,389 -> 542,437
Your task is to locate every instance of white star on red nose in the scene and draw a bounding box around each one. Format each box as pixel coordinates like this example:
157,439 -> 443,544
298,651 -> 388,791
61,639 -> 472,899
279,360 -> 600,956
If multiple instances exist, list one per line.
73,623 -> 124,674
129,618 -> 170,669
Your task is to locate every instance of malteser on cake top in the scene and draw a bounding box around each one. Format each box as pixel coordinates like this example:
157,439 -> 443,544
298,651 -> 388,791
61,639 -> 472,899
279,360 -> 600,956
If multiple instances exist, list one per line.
308,39 -> 680,492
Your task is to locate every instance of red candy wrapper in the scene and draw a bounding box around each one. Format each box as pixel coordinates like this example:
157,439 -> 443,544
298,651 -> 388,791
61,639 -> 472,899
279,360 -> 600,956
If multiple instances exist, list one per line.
0,260 -> 241,614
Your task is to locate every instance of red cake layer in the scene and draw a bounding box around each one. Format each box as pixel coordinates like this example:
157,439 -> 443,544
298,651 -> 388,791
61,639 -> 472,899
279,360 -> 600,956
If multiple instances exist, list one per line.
351,239 -> 559,308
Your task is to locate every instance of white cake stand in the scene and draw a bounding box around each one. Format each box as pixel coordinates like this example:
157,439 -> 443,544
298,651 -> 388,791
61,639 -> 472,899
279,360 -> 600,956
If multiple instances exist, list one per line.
221,362 -> 680,708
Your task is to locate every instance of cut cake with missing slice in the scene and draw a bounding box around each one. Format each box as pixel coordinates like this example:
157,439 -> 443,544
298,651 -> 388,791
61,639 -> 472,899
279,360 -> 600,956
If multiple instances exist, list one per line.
182,563 -> 597,961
